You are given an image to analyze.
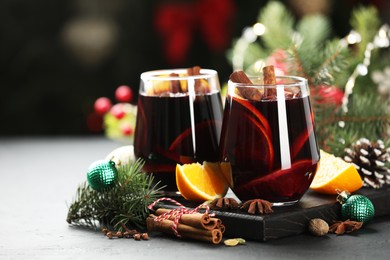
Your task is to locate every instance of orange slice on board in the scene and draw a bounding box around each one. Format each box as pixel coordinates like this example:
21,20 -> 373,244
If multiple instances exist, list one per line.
310,150 -> 363,194
176,162 -> 229,201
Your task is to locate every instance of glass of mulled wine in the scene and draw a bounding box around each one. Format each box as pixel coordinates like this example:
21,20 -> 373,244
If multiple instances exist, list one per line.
134,68 -> 223,192
219,75 -> 320,205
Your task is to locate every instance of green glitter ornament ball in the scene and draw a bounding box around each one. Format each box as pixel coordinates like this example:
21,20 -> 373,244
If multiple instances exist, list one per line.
337,191 -> 375,224
87,160 -> 118,191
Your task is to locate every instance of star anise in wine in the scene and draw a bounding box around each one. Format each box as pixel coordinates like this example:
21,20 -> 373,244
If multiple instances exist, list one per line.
329,219 -> 363,235
240,199 -> 273,214
210,197 -> 240,210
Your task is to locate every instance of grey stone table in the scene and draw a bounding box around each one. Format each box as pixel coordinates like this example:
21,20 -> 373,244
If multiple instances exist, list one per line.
1,137 -> 390,260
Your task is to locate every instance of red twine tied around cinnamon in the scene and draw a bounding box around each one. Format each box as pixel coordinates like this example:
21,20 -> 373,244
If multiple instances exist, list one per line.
148,197 -> 214,237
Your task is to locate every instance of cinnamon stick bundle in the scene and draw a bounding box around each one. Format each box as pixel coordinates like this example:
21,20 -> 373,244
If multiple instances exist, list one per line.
146,215 -> 223,244
229,66 -> 278,101
155,208 -> 221,231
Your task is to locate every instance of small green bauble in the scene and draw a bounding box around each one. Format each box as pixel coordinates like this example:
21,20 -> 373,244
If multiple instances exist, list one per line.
337,191 -> 375,224
87,160 -> 118,191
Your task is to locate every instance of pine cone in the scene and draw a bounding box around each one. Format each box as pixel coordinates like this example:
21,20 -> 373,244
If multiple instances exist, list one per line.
344,138 -> 390,188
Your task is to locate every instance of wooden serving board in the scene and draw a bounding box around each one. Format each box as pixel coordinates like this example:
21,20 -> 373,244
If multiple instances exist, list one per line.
154,187 -> 390,241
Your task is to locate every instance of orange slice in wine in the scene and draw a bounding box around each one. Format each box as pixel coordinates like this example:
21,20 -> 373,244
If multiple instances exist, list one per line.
221,111 -> 274,172
232,96 -> 272,139
168,120 -> 221,163
291,121 -> 314,160
235,159 -> 317,201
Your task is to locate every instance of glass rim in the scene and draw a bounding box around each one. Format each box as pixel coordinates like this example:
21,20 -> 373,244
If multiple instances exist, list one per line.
228,75 -> 308,88
141,68 -> 218,81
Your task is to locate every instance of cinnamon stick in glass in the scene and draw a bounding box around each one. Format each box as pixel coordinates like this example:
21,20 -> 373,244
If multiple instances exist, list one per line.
262,65 -> 277,98
229,70 -> 262,101
187,66 -> 210,93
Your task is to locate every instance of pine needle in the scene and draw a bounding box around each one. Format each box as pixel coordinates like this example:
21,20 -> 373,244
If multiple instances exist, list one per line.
258,1 -> 294,51
66,158 -> 163,230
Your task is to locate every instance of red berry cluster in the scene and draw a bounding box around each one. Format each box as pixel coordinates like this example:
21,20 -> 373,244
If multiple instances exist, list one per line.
92,85 -> 135,136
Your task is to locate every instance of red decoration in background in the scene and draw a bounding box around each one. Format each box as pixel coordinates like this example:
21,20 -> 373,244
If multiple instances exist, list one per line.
154,0 -> 235,65
314,85 -> 344,107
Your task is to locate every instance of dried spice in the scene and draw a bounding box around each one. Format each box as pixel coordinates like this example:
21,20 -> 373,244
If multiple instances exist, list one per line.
329,219 -> 363,235
209,197 -> 240,210
101,226 -> 148,240
308,218 -> 329,236
240,199 -> 273,214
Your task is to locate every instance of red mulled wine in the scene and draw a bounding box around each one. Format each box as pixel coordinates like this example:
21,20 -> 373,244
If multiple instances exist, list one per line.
134,69 -> 223,192
219,76 -> 320,205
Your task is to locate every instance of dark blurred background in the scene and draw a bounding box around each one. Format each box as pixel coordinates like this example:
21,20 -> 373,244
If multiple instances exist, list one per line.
1,0 -> 389,135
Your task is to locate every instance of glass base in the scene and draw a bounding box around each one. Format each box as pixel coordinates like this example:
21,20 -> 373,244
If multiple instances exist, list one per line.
156,190 -> 182,197
271,200 -> 299,207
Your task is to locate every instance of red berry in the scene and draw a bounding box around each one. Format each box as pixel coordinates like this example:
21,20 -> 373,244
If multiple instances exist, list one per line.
86,112 -> 103,132
121,124 -> 134,136
115,85 -> 133,102
94,97 -> 112,115
111,104 -> 126,119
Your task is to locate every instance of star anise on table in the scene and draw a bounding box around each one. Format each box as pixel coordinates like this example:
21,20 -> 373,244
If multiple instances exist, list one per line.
329,219 -> 363,235
210,197 -> 240,210
240,199 -> 274,214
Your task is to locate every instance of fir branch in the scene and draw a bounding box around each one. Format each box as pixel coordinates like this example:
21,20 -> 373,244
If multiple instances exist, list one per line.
317,93 -> 390,156
66,159 -> 163,230
297,15 -> 330,50
258,1 -> 294,51
296,15 -> 331,74
286,44 -> 308,80
311,39 -> 349,86
350,6 -> 381,60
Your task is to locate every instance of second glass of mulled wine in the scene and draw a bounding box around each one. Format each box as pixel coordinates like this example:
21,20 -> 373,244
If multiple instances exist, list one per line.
134,68 -> 223,193
219,75 -> 320,205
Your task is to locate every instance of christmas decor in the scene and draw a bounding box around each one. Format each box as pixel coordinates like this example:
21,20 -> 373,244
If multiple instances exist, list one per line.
115,85 -> 133,103
105,145 -> 135,167
87,160 -> 118,191
67,159 -> 162,230
227,1 -> 390,158
337,191 -> 375,224
344,138 -> 390,188
153,0 -> 235,65
92,85 -> 137,144
94,97 -> 112,116
372,66 -> 390,99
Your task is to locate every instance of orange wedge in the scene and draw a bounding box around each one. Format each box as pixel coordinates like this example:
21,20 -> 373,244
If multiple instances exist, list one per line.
219,162 -> 234,188
176,162 -> 229,201
310,150 -> 363,194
